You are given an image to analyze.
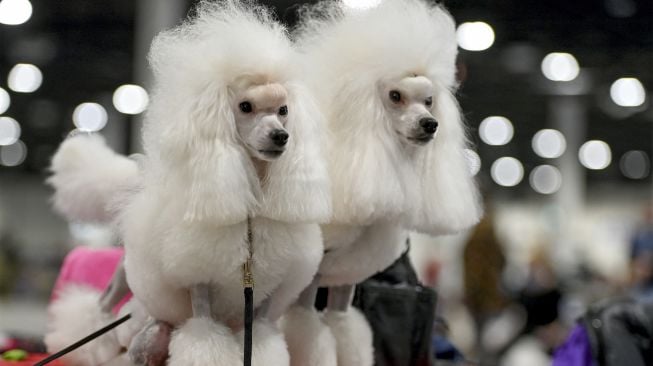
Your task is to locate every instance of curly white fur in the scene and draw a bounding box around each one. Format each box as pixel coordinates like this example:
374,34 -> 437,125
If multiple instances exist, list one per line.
237,320 -> 290,366
287,1 -> 483,365
47,135 -> 139,223
141,0 -> 330,226
168,317 -> 242,366
294,0 -> 482,287
281,306 -> 337,366
169,318 -> 288,366
114,0 -> 330,363
323,308 -> 374,366
297,0 -> 481,234
44,285 -> 122,366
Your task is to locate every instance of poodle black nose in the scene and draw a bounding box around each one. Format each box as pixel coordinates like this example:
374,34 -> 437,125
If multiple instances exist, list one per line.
270,129 -> 289,147
419,118 -> 438,134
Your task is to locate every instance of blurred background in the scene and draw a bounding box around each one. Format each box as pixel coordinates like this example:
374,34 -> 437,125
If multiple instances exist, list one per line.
0,0 -> 650,365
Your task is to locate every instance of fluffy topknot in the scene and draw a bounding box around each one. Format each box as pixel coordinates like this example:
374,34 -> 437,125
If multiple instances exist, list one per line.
296,0 -> 459,94
149,0 -> 292,88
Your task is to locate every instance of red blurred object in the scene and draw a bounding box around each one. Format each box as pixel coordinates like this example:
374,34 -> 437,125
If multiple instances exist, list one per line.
51,246 -> 130,313
423,260 -> 441,288
0,354 -> 64,366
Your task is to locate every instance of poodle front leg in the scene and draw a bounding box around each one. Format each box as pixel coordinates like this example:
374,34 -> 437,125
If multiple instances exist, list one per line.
127,283 -> 210,365
281,275 -> 337,366
297,274 -> 321,310
326,284 -> 354,312
168,283 -> 242,366
324,285 -> 374,366
190,283 -> 211,318
99,256 -> 130,313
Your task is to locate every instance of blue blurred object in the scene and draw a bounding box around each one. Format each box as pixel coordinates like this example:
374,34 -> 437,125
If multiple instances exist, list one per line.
631,228 -> 653,260
432,335 -> 465,361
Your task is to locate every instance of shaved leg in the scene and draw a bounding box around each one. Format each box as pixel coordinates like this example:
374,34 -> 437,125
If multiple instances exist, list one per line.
296,274 -> 321,310
190,283 -> 211,318
99,256 -> 131,313
326,284 -> 354,312
256,297 -> 271,320
128,319 -> 172,366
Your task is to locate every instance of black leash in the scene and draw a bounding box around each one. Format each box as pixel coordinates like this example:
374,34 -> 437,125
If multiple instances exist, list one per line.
34,313 -> 132,366
243,216 -> 254,366
243,286 -> 254,366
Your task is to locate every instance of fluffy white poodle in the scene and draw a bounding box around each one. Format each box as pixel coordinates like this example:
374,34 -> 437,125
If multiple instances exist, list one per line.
44,1 -> 330,365
281,1 -> 483,365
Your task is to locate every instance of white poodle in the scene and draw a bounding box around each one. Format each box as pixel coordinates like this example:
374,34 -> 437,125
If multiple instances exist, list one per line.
281,1 -> 483,365
44,1 -> 330,365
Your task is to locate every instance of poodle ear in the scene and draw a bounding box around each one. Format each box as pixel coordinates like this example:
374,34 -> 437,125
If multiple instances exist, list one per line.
151,83 -> 259,224
260,83 -> 331,223
326,85 -> 412,225
408,89 -> 483,234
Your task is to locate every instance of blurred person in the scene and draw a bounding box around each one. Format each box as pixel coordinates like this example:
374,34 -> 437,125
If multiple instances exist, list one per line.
552,203 -> 653,366
462,212 -> 509,358
629,203 -> 653,302
518,249 -> 563,338
0,234 -> 19,296
494,247 -> 567,366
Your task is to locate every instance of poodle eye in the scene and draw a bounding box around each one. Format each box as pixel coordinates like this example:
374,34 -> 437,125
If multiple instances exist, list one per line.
425,97 -> 433,107
389,90 -> 402,103
239,101 -> 253,114
278,105 -> 288,116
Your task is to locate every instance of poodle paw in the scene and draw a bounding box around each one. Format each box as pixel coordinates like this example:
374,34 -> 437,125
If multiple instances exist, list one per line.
237,320 -> 289,366
281,306 -> 336,366
168,317 -> 241,366
128,319 -> 171,366
323,308 -> 374,366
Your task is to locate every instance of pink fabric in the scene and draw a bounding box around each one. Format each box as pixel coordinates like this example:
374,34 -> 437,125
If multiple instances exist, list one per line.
51,246 -> 131,313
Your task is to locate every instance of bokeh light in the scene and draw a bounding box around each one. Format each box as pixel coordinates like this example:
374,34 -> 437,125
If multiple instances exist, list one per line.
73,102 -> 108,132
0,87 -> 10,114
491,157 -> 524,187
0,139 -> 27,166
610,78 -> 646,107
479,116 -> 514,146
0,116 -> 21,146
620,150 -> 650,179
113,84 -> 149,115
604,0 -> 637,18
579,140 -> 611,170
0,0 -> 32,26
541,52 -> 580,81
463,148 -> 482,176
7,63 -> 42,93
529,165 -> 562,194
532,129 -> 566,158
456,22 -> 495,51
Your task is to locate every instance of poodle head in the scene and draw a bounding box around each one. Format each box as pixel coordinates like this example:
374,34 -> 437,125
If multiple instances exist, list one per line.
231,79 -> 290,161
378,75 -> 439,147
140,0 -> 331,225
297,0 -> 482,233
